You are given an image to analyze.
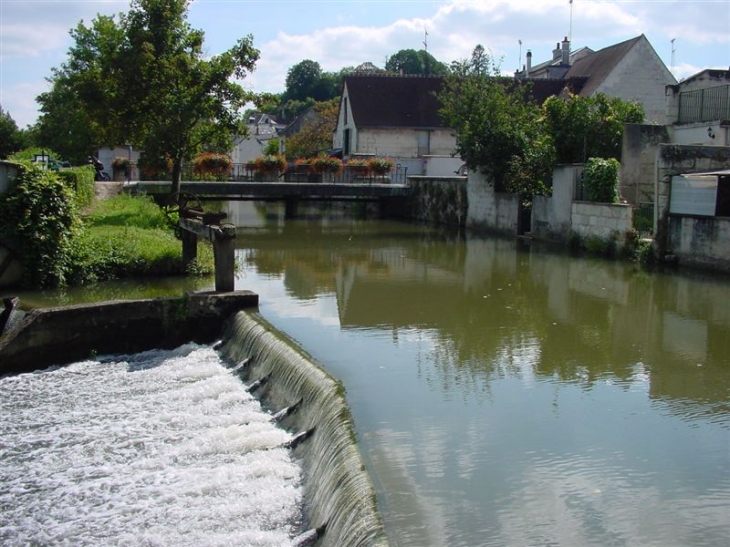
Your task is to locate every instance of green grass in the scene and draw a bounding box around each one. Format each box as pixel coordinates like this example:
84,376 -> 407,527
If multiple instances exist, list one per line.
69,194 -> 214,284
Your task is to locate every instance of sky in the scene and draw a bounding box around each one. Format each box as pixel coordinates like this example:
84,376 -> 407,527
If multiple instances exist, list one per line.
1,0 -> 729,129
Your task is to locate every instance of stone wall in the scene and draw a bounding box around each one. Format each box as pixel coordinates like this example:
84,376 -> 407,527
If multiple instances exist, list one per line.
405,176 -> 467,227
571,201 -> 634,244
466,171 -> 519,234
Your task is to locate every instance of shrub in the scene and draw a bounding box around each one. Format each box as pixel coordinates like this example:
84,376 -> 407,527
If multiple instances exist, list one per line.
57,166 -> 96,209
0,163 -> 82,287
583,157 -> 620,203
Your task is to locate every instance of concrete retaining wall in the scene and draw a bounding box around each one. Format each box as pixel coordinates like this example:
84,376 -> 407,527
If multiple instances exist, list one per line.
405,176 -> 467,227
466,171 -> 519,234
0,291 -> 258,375
668,215 -> 730,271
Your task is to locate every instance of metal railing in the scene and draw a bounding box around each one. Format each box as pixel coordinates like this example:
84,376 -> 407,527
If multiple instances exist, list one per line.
678,85 -> 730,124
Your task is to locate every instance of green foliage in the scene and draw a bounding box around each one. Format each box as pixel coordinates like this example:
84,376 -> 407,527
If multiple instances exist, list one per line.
542,93 -> 645,164
263,138 -> 280,156
0,164 -> 82,287
57,166 -> 96,208
84,193 -> 169,230
438,45 -> 551,195
583,157 -> 620,203
284,99 -> 339,159
385,49 -> 449,76
0,106 -> 25,158
71,194 -> 213,283
41,0 -> 260,196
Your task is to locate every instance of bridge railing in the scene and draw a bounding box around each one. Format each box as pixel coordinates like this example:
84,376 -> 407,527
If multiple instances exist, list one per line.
135,162 -> 410,184
229,163 -> 409,184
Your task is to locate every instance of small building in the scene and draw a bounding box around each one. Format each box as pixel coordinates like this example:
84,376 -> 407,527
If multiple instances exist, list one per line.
332,74 -> 454,174
666,69 -> 730,146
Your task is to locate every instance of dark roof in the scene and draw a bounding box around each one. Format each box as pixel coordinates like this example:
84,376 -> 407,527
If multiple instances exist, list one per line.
345,75 -> 445,128
565,35 -> 643,96
344,74 -> 578,129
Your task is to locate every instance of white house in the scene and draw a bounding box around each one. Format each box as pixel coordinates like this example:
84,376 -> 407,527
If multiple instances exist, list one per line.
332,74 -> 456,174
230,113 -> 285,165
517,35 -> 677,124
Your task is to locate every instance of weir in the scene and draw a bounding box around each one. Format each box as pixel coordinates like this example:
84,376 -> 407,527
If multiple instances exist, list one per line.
0,295 -> 389,546
221,311 -> 389,547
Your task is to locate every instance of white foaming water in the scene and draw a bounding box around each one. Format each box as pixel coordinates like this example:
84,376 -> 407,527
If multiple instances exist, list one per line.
0,344 -> 302,547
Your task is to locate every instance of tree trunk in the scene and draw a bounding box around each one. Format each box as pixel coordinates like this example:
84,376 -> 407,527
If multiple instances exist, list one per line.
171,157 -> 183,198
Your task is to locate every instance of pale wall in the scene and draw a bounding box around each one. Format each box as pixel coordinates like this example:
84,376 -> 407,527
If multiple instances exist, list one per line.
595,37 -> 676,124
353,127 -> 455,158
466,171 -> 519,234
619,124 -> 671,206
532,164 -> 581,241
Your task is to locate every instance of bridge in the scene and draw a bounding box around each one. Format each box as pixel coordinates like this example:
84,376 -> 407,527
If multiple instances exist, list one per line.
126,180 -> 412,202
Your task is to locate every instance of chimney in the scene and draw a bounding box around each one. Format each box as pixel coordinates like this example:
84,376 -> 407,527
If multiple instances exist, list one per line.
561,36 -> 571,66
553,41 -> 561,61
526,50 -> 532,76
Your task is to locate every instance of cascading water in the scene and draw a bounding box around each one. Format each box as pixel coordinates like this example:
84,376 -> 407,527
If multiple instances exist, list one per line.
0,343 -> 304,546
221,311 -> 389,547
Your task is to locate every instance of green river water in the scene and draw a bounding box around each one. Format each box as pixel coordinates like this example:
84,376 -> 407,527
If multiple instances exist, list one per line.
5,201 -> 729,547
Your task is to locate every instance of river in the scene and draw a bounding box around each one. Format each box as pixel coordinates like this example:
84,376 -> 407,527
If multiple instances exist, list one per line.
4,201 -> 730,547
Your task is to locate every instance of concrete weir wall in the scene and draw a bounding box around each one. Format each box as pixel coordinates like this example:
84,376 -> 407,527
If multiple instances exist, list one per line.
0,291 -> 258,375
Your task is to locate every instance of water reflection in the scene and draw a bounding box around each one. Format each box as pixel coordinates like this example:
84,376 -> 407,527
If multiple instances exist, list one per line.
5,202 -> 729,547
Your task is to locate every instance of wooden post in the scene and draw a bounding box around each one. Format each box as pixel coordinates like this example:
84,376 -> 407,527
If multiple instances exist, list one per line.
182,230 -> 197,269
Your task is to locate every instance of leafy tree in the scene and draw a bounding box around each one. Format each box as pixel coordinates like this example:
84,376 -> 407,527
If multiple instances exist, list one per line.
280,60 -> 349,121
385,49 -> 449,76
542,93 -> 644,164
41,0 -> 260,196
283,100 -> 339,159
284,60 -> 324,103
439,46 -> 552,194
0,107 -> 25,159
35,78 -> 103,165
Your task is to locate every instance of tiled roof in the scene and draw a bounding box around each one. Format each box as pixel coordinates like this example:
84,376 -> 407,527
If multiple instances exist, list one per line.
344,74 -> 579,129
345,75 -> 446,128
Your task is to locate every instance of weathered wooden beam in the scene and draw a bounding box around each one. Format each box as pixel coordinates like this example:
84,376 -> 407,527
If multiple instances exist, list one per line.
178,218 -> 237,292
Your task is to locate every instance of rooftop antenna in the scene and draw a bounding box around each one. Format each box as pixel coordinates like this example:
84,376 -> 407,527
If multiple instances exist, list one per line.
423,28 -> 429,75
569,0 -> 574,43
671,38 -> 676,76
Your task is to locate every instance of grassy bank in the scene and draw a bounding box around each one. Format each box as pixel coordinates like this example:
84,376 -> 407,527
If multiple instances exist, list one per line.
70,194 -> 214,285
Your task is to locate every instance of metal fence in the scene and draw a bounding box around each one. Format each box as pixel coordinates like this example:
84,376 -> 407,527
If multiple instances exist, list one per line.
678,85 -> 730,124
